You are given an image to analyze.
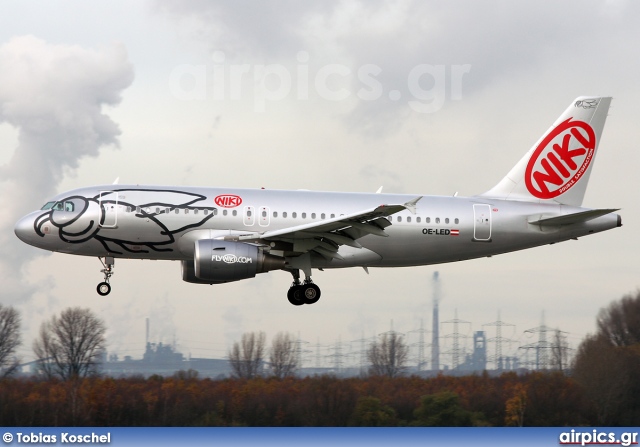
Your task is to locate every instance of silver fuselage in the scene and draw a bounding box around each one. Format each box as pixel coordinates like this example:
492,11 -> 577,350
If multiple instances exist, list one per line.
14,185 -> 621,269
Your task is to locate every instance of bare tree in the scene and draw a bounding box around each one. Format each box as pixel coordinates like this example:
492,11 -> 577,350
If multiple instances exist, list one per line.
596,290 -> 640,347
0,305 -> 21,378
572,291 -> 640,425
269,332 -> 298,378
228,331 -> 266,379
367,332 -> 408,378
572,334 -> 631,425
33,307 -> 106,380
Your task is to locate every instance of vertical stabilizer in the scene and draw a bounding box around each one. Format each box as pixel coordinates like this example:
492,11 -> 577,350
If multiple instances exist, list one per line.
480,96 -> 611,206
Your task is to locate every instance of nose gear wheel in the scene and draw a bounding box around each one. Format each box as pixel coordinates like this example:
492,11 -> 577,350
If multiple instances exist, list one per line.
97,257 -> 115,296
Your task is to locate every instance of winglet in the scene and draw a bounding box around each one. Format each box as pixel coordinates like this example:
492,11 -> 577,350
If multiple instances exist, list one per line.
403,196 -> 422,214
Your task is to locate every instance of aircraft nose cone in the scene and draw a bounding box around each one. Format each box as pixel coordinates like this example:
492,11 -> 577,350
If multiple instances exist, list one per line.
14,214 -> 37,245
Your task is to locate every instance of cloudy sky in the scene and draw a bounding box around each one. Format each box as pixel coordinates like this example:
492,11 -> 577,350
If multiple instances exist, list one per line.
1,0 -> 638,368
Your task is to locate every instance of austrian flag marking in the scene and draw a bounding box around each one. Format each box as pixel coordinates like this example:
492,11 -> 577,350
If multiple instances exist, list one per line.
525,118 -> 596,199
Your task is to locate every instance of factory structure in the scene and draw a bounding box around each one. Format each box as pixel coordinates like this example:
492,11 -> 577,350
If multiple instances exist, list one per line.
100,272 -> 573,378
102,318 -> 230,378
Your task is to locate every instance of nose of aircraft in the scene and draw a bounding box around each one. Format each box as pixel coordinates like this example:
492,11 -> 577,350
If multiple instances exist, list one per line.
14,213 -> 38,245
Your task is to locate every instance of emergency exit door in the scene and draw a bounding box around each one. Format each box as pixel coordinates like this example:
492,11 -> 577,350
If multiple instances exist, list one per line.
473,204 -> 491,241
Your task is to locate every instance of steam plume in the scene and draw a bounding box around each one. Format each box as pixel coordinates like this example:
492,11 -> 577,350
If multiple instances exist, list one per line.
0,35 -> 134,304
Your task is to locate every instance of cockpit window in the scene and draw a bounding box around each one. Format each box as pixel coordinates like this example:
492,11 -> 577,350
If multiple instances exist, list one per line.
50,201 -> 75,212
41,202 -> 56,210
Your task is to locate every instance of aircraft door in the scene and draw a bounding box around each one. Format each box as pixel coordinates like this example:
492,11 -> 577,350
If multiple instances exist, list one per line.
99,191 -> 119,228
473,204 -> 491,241
243,206 -> 255,226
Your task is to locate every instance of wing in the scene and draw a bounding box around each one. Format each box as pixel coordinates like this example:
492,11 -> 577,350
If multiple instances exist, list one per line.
238,196 -> 422,260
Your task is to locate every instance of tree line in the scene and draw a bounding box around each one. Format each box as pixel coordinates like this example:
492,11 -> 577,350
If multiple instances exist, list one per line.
0,371 -> 593,426
1,290 -> 640,425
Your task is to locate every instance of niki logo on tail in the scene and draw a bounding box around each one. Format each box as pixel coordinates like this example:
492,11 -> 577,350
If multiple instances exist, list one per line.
525,118 -> 596,199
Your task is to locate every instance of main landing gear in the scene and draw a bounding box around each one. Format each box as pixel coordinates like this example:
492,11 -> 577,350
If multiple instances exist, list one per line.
287,269 -> 321,306
97,256 -> 114,296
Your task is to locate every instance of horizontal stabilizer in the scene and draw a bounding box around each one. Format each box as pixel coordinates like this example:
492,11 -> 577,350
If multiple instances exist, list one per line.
528,208 -> 619,226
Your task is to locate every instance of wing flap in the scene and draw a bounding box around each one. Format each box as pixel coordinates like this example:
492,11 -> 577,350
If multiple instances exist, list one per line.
305,232 -> 362,248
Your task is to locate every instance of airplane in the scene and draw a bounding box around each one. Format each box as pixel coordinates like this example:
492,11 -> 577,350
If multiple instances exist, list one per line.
14,96 -> 621,306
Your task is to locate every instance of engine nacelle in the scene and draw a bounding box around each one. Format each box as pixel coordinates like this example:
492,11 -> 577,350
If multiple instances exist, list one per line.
182,240 -> 284,284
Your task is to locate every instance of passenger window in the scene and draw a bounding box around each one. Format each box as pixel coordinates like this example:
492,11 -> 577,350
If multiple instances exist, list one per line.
166,208 -> 170,214
137,207 -> 142,213
156,207 -> 160,214
126,206 -> 132,213
445,218 -> 449,224
232,210 -> 237,216
312,213 -> 316,219
321,213 -> 325,219
283,212 -> 288,218
426,217 -> 431,223
262,211 -> 267,217
175,208 -> 179,214
417,217 -> 421,223
436,218 -> 440,224
398,216 -> 402,222
185,209 -> 189,214
204,209 -> 208,215
388,216 -> 393,222
302,212 -> 306,219
194,209 -> 199,215
223,210 -> 228,216
273,211 -> 278,218
455,218 -> 459,224
331,214 -> 335,218
292,212 -> 297,218
247,210 -> 252,217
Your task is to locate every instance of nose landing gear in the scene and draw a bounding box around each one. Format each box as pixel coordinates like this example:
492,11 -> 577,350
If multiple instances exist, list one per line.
97,256 -> 115,296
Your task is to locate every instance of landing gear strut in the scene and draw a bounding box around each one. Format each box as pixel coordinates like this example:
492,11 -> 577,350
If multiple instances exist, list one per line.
97,256 -> 114,296
287,269 -> 321,306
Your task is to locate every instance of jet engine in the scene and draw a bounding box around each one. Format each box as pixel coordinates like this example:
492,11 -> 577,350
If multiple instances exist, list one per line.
182,240 -> 284,284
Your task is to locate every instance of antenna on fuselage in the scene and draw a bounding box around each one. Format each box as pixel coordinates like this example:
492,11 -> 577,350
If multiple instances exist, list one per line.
112,177 -> 120,185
